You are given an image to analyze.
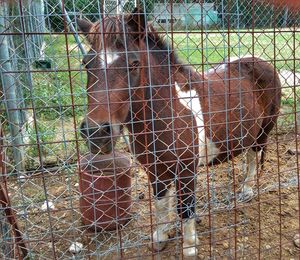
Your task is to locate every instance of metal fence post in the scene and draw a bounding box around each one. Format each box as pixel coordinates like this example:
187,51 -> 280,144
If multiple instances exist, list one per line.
0,2 -> 25,174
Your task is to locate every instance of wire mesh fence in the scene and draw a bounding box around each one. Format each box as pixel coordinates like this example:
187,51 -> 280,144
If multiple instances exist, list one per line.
0,0 -> 299,259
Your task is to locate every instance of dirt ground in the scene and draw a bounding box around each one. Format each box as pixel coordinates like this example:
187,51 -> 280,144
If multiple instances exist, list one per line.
5,128 -> 300,259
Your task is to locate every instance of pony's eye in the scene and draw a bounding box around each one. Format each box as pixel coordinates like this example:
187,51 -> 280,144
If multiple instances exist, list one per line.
82,57 -> 91,68
129,60 -> 140,72
115,39 -> 124,49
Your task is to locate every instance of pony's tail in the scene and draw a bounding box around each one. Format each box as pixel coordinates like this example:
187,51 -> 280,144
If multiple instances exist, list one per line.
239,57 -> 281,172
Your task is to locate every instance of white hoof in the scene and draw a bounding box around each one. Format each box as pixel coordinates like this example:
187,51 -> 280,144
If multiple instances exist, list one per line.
183,244 -> 198,257
182,218 -> 199,257
152,230 -> 169,251
151,241 -> 167,252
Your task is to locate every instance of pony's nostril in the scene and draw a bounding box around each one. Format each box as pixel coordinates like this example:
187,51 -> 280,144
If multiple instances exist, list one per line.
80,121 -> 111,139
102,123 -> 111,135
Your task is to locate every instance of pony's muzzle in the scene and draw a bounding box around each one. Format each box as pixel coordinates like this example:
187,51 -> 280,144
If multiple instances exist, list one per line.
80,121 -> 114,154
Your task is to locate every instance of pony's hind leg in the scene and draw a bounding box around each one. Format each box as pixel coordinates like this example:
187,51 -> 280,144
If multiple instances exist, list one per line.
239,148 -> 262,202
152,186 -> 175,251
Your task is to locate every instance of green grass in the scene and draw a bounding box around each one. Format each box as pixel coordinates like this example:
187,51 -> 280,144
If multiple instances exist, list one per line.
19,30 -> 299,165
171,29 -> 300,72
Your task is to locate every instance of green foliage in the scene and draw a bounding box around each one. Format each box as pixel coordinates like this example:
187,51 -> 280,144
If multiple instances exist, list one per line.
27,72 -> 85,121
45,0 -> 142,32
45,0 -> 100,31
21,35 -> 87,121
210,0 -> 298,29
44,0 -> 300,32
25,122 -> 55,158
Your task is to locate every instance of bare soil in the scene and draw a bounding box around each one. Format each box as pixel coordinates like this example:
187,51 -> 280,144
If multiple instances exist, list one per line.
5,131 -> 300,259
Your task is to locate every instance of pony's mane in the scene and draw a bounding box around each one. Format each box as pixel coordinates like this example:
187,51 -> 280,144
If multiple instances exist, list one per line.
87,16 -> 126,50
88,15 -> 182,65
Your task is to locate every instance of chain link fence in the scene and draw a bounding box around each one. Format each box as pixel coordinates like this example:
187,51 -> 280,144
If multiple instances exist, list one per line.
0,0 -> 299,259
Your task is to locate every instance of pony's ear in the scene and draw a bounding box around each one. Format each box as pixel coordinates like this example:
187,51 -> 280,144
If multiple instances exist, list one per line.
127,7 -> 147,40
77,19 -> 93,36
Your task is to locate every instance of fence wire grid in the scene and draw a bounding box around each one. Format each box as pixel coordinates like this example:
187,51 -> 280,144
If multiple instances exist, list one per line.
0,0 -> 300,259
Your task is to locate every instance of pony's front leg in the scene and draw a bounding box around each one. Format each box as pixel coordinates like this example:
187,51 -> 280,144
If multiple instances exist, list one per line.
176,170 -> 199,257
152,185 -> 174,251
182,217 -> 198,257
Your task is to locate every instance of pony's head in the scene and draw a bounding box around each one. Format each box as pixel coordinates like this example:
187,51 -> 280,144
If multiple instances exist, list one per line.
78,8 -> 189,153
78,8 -> 147,153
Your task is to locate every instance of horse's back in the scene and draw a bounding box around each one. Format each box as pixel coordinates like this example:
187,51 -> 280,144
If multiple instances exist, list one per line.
200,57 -> 281,162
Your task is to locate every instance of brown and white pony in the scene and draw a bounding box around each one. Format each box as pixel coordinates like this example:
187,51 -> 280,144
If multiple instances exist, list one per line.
78,8 -> 281,256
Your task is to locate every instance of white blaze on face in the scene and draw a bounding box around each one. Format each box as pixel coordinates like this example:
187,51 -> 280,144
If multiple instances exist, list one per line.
175,82 -> 219,165
100,50 -> 119,68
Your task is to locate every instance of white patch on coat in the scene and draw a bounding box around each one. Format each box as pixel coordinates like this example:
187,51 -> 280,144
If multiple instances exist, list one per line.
100,50 -> 119,68
175,82 -> 219,165
205,55 -> 262,75
206,63 -> 226,74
